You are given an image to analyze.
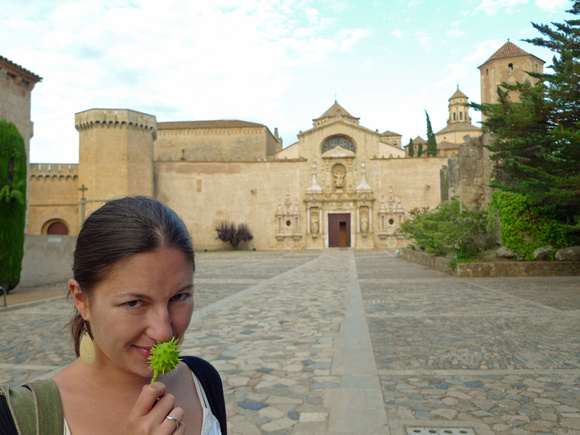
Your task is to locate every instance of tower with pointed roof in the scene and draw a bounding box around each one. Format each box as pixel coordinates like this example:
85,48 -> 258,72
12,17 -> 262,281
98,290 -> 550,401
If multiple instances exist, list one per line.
478,40 -> 545,121
434,87 -> 481,154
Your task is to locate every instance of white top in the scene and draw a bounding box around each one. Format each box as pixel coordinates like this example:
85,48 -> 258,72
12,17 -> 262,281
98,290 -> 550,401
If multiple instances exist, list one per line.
63,372 -> 222,434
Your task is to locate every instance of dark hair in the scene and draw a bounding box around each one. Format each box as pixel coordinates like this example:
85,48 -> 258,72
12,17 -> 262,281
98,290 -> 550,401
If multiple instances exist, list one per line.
70,196 -> 195,356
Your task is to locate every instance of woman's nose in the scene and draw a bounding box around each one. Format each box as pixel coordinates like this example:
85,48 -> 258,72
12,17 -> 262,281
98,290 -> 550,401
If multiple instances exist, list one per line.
148,307 -> 173,342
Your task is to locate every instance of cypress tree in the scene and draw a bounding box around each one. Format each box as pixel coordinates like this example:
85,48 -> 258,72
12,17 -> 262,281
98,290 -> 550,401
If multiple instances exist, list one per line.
407,138 -> 415,157
425,110 -> 438,156
472,0 -> 580,239
417,141 -> 423,157
0,120 -> 27,292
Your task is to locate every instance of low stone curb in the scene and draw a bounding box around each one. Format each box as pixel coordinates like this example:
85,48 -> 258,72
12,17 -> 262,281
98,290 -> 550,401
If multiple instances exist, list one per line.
401,248 -> 580,278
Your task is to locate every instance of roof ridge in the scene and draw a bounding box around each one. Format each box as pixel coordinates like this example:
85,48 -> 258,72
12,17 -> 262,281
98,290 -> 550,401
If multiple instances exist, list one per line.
479,40 -> 544,67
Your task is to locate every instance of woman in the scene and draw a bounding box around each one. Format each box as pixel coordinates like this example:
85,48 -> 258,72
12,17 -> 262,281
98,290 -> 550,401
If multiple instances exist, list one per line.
0,196 -> 226,434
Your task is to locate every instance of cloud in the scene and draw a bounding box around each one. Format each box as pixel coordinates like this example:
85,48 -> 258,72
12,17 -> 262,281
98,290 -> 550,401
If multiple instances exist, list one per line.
392,29 -> 404,38
414,30 -> 433,51
336,28 -> 371,51
433,62 -> 468,89
464,39 -> 504,64
475,0 -> 529,15
446,29 -> 465,38
535,0 -> 567,11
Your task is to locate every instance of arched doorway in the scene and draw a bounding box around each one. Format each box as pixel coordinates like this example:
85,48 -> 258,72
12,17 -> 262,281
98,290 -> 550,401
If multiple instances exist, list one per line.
42,220 -> 69,235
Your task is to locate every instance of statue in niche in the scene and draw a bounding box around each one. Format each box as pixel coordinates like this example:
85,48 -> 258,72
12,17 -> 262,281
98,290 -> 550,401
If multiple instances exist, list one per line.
331,164 -> 346,189
360,210 -> 369,234
310,213 -> 319,237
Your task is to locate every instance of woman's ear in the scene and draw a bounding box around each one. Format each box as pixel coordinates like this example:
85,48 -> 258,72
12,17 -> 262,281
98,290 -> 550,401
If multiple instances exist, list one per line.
69,279 -> 90,321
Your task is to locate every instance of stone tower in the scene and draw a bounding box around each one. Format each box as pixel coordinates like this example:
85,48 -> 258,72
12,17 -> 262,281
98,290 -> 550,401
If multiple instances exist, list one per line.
447,87 -> 471,125
478,40 -> 545,121
75,109 -> 157,217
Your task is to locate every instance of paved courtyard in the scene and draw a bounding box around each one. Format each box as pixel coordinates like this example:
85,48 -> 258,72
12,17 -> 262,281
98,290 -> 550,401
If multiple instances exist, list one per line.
1,249 -> 579,434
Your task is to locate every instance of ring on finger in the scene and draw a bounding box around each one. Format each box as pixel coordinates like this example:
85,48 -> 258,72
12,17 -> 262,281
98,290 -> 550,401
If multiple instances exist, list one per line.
166,415 -> 180,429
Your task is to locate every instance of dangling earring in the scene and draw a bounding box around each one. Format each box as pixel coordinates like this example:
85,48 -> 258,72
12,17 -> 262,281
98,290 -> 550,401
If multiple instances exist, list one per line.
80,329 -> 96,366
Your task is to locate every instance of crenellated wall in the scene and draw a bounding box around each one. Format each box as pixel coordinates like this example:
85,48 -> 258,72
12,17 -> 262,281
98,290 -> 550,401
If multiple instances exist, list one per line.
28,163 -> 79,235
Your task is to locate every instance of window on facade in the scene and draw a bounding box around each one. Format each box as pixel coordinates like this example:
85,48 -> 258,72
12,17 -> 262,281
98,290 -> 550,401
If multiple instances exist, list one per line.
460,112 -> 463,120
321,136 -> 356,154
508,63 -> 513,71
453,113 -> 456,121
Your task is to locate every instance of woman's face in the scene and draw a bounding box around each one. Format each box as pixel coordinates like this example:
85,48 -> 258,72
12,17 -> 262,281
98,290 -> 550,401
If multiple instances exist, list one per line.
73,246 -> 194,379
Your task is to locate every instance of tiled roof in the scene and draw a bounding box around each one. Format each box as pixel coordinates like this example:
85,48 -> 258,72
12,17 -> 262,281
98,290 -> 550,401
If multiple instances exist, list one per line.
449,88 -> 468,100
0,55 -> 42,82
436,122 -> 481,135
437,140 -> 459,149
381,130 -> 401,137
158,120 -> 265,130
315,100 -> 359,121
479,41 -> 544,67
412,136 -> 427,144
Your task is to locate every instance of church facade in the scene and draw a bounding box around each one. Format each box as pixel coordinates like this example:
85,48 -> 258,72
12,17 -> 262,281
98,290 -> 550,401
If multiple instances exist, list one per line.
22,40 -> 544,250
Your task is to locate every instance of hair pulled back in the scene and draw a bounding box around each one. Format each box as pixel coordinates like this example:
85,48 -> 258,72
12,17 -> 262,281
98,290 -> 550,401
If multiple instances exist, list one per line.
70,196 -> 194,356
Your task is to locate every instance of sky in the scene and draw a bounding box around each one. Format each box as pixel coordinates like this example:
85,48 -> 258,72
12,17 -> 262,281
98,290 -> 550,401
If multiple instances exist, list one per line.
1,0 -> 573,163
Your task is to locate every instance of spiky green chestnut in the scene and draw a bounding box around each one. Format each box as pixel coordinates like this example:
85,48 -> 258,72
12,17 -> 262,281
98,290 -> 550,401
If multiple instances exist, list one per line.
148,337 -> 182,383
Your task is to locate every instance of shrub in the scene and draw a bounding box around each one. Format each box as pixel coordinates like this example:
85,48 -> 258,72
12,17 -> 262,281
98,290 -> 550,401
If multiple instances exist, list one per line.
0,120 -> 27,292
491,190 -> 576,260
215,221 -> 254,249
398,198 -> 492,260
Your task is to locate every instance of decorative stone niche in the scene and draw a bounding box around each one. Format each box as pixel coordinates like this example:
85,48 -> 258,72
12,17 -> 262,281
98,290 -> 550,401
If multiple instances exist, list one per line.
378,185 -> 405,239
275,192 -> 302,241
359,206 -> 370,237
309,207 -> 320,238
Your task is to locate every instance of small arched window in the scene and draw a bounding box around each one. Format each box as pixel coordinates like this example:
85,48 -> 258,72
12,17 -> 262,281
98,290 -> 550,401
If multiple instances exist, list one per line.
453,113 -> 456,121
459,112 -> 463,120
508,63 -> 514,71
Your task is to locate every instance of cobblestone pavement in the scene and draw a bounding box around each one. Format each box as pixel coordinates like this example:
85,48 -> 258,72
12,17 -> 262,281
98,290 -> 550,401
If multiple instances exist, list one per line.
1,250 -> 579,434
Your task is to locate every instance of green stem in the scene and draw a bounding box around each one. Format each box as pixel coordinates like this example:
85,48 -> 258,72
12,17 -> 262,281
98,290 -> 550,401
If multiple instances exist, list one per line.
151,369 -> 159,384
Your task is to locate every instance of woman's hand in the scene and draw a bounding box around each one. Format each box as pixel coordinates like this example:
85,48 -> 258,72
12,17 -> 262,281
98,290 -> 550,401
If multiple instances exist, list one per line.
122,382 -> 186,434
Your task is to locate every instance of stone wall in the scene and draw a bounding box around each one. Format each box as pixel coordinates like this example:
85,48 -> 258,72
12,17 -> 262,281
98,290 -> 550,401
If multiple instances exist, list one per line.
455,260 -> 580,278
28,163 -> 79,234
19,235 -> 76,288
155,123 -> 280,162
401,248 -> 453,275
402,248 -> 580,278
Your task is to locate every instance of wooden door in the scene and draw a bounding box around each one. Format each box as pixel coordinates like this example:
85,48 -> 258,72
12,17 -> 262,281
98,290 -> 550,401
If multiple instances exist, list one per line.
328,214 -> 350,247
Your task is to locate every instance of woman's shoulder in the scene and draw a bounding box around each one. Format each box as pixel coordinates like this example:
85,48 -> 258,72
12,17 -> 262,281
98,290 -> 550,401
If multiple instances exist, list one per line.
180,356 -> 222,381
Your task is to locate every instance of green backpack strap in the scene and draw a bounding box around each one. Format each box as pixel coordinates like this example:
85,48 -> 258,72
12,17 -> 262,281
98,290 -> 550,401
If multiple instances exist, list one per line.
2,379 -> 63,435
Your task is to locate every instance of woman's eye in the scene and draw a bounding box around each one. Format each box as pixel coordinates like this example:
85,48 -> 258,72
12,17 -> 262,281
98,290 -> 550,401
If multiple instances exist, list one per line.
171,293 -> 191,302
125,300 -> 143,308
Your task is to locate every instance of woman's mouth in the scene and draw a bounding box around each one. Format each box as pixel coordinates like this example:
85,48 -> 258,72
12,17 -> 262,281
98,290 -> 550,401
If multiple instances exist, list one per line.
133,345 -> 152,358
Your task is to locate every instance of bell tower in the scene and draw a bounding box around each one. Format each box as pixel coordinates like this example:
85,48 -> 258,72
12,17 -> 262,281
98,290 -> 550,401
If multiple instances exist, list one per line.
447,87 -> 471,125
478,40 -> 545,121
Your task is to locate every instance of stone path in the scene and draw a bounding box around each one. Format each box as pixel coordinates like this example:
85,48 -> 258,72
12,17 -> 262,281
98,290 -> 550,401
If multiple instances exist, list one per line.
1,250 -> 579,434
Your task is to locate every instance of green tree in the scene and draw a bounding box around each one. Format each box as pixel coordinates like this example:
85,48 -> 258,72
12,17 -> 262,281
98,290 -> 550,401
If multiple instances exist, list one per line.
407,138 -> 415,157
425,110 -> 438,156
0,120 -> 27,292
417,140 -> 423,157
472,1 -> 580,242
